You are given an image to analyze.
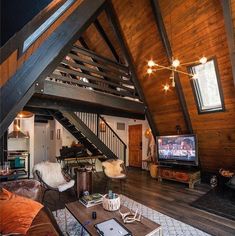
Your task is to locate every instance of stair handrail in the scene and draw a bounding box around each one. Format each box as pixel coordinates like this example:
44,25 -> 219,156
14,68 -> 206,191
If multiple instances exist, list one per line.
98,115 -> 127,148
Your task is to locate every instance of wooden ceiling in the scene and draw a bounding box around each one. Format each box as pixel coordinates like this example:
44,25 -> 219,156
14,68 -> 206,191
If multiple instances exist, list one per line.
78,0 -> 235,172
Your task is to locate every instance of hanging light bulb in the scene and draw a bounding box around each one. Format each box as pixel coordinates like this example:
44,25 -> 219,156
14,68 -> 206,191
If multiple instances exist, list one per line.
169,71 -> 175,87
199,56 -> 207,64
147,68 -> 153,74
172,59 -> 180,68
163,84 -> 170,92
192,74 -> 198,80
148,60 -> 155,67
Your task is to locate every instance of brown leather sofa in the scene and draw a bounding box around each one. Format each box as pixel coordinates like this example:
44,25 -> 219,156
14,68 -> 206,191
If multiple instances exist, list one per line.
0,179 -> 63,236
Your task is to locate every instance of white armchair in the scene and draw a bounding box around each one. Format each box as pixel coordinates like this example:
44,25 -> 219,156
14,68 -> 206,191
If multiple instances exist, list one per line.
33,161 -> 75,204
102,159 -> 127,193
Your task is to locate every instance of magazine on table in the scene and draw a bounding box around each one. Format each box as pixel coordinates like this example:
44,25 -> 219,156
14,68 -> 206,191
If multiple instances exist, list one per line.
79,193 -> 103,208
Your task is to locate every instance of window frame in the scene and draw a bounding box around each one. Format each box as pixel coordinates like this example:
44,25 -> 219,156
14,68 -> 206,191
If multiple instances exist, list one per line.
188,57 -> 225,114
21,0 -> 75,54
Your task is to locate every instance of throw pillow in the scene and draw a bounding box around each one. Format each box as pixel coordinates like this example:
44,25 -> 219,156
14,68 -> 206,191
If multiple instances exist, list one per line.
0,188 -> 43,235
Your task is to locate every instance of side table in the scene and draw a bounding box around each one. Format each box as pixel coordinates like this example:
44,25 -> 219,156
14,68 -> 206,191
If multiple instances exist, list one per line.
75,168 -> 92,198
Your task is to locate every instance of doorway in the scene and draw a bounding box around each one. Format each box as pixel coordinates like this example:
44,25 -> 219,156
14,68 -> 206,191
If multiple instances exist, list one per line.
128,124 -> 142,167
34,123 -> 49,165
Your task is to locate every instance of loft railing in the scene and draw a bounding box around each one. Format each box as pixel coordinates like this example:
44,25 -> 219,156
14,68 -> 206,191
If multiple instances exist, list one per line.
46,45 -> 139,101
75,112 -> 127,163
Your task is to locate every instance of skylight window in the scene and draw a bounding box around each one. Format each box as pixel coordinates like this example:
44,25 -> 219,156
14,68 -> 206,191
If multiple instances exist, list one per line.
189,58 -> 225,113
22,0 -> 74,53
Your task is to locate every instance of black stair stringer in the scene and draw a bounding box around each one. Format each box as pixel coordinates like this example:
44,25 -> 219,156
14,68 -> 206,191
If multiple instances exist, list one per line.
50,110 -> 117,161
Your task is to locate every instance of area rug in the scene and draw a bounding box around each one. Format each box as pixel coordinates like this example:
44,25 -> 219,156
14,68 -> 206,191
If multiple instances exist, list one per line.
191,188 -> 235,221
53,195 -> 211,236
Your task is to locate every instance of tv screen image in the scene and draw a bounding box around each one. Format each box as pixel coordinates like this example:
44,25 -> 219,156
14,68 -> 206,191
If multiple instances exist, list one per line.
157,135 -> 198,166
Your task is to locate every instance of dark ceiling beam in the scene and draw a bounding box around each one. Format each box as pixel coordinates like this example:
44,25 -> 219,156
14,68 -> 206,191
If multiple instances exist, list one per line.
24,107 -> 52,116
0,0 -> 107,137
78,37 -> 122,90
35,115 -> 54,121
0,85 -> 35,135
79,36 -> 89,49
105,0 -> 159,138
221,0 -> 235,87
94,19 -> 120,62
72,46 -> 128,73
27,96 -> 145,120
150,0 -> 193,133
39,80 -> 145,114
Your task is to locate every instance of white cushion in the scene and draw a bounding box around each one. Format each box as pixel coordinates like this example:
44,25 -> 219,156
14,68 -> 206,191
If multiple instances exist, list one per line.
102,160 -> 126,178
34,161 -> 68,189
58,179 -> 75,192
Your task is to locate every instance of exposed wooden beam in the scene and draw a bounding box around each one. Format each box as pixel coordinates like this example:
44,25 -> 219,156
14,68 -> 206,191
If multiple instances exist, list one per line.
35,115 -> 54,120
72,46 -> 129,73
48,75 -> 138,98
0,85 -> 35,135
40,80 -> 144,114
79,36 -> 89,49
0,0 -> 107,136
150,0 -> 193,133
27,96 -> 145,120
94,19 -> 120,62
221,0 -> 235,87
50,72 -> 135,93
57,65 -> 133,85
24,107 -> 52,116
61,59 -> 132,84
77,36 -> 122,91
67,52 -> 127,76
105,0 -> 159,138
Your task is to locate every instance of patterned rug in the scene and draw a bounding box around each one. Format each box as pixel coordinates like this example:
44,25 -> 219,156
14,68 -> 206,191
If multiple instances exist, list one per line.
53,195 -> 211,236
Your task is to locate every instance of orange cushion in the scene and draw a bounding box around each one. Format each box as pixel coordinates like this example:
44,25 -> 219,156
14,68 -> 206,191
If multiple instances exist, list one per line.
0,188 -> 43,235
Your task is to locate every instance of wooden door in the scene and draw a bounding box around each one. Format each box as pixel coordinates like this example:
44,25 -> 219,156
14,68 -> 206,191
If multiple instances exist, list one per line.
129,124 -> 142,167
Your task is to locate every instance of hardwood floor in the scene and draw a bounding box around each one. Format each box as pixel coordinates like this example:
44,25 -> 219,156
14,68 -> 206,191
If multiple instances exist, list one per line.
45,168 -> 235,236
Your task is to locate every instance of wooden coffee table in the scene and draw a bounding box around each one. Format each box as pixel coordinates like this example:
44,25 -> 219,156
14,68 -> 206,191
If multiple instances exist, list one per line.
66,201 -> 162,236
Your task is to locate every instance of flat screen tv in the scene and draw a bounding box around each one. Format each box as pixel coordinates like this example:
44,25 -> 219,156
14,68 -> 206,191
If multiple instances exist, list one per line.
156,134 -> 198,166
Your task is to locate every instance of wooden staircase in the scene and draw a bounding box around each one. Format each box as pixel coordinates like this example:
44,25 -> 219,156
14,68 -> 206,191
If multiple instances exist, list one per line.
51,110 -> 124,161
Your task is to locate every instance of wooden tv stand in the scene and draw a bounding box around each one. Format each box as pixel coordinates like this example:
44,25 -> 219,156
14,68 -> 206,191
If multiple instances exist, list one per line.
158,166 -> 201,189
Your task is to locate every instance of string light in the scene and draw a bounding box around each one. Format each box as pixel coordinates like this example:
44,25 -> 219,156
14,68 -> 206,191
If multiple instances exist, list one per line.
147,56 -> 207,89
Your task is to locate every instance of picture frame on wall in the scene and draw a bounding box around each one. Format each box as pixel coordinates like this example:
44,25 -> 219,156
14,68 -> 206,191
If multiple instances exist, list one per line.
57,129 -> 61,140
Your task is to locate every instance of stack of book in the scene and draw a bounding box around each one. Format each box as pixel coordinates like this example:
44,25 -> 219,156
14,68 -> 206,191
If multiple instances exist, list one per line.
79,193 -> 103,208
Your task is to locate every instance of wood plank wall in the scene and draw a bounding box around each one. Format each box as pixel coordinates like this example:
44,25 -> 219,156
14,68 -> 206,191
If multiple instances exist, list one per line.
158,0 -> 235,172
82,0 -> 235,172
231,0 -> 235,43
0,0 -> 83,87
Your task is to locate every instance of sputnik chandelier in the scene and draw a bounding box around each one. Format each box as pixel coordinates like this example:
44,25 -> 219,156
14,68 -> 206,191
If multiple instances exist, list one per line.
146,56 -> 208,91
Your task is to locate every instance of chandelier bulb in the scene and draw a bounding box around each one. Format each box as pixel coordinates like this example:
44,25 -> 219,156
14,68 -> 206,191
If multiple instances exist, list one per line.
199,56 -> 207,64
172,59 -> 180,68
147,68 -> 153,74
163,84 -> 170,92
147,60 -> 155,67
